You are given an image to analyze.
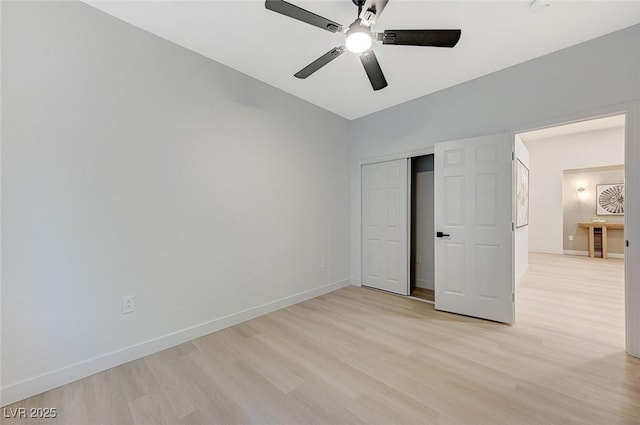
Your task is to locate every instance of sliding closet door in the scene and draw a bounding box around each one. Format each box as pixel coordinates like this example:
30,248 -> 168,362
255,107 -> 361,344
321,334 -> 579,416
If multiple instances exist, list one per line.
362,159 -> 409,295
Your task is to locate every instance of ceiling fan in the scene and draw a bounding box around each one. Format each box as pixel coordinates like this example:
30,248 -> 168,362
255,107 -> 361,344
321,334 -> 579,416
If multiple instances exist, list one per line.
265,0 -> 461,91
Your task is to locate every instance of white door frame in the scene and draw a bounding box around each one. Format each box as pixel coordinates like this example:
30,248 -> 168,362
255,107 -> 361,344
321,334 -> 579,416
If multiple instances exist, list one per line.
358,101 -> 640,358
508,101 -> 639,357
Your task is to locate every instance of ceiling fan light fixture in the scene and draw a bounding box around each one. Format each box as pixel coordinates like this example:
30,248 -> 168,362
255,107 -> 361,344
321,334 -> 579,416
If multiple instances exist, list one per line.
265,0 -> 462,91
346,31 -> 372,53
345,20 -> 372,53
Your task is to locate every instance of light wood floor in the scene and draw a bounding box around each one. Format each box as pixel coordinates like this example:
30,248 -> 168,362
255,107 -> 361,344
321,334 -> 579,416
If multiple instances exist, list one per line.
5,253 -> 638,424
411,287 -> 435,302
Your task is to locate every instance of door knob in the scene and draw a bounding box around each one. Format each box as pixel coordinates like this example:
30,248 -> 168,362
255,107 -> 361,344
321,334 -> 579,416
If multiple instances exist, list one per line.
436,232 -> 450,238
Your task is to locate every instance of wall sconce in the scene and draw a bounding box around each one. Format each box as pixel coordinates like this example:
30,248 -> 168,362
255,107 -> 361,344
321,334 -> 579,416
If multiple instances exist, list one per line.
577,185 -> 587,200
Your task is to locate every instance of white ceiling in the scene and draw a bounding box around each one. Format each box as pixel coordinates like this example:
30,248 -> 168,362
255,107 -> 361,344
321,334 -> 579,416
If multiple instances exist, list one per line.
86,1 -> 640,120
519,114 -> 626,142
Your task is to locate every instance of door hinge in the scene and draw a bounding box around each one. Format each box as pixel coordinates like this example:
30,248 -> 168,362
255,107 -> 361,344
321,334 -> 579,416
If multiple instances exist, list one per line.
512,152 -> 515,161
512,293 -> 515,302
626,240 -> 629,247
512,222 -> 515,231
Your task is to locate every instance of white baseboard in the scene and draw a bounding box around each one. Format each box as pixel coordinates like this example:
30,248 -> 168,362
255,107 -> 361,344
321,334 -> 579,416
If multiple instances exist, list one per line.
530,249 -> 564,255
516,264 -> 530,286
563,250 -> 625,259
350,278 -> 362,287
1,279 -> 351,407
564,250 -> 588,256
415,278 -> 434,290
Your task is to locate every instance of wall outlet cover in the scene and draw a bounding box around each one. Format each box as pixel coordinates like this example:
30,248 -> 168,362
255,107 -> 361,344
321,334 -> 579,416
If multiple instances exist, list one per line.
122,295 -> 135,314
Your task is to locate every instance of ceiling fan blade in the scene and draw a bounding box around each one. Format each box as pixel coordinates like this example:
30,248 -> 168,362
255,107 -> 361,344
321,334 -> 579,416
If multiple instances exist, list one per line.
294,46 -> 346,79
265,0 -> 342,33
359,50 -> 388,91
379,29 -> 461,47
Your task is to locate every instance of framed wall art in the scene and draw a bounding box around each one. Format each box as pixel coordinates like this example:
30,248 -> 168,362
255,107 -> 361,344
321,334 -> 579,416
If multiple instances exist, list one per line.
516,159 -> 529,228
596,183 -> 624,216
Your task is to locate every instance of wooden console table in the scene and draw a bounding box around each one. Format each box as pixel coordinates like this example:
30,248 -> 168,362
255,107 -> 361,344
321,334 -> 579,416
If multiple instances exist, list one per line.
578,222 -> 624,259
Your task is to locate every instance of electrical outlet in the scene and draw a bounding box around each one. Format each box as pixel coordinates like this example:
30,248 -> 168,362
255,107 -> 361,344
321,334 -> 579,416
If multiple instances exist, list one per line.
417,255 -> 422,264
321,258 -> 327,268
568,235 -> 574,241
122,295 -> 135,314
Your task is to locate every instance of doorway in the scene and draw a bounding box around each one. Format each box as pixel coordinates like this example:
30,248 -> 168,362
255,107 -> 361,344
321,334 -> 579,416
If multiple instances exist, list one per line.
409,154 -> 435,303
515,114 -> 626,346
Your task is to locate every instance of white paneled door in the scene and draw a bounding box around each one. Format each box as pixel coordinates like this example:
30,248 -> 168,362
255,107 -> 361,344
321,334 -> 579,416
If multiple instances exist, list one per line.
362,159 -> 409,295
434,134 -> 514,324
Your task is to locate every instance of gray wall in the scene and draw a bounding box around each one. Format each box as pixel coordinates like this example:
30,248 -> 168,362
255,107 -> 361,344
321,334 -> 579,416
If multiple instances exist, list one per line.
1,1 -> 350,404
563,166 -> 625,255
525,126 -> 625,254
413,171 -> 435,290
410,155 -> 435,291
350,24 -> 640,282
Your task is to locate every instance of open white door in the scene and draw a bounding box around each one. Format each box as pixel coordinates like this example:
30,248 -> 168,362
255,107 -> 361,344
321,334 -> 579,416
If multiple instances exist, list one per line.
362,159 -> 409,295
434,134 -> 514,323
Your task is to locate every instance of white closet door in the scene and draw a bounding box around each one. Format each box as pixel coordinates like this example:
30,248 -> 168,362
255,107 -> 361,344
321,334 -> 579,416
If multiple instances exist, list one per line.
434,134 -> 514,324
362,159 -> 409,295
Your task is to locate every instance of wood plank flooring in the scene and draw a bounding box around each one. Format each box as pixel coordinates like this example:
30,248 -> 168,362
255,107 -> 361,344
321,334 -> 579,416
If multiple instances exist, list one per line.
5,253 -> 639,424
411,287 -> 435,302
